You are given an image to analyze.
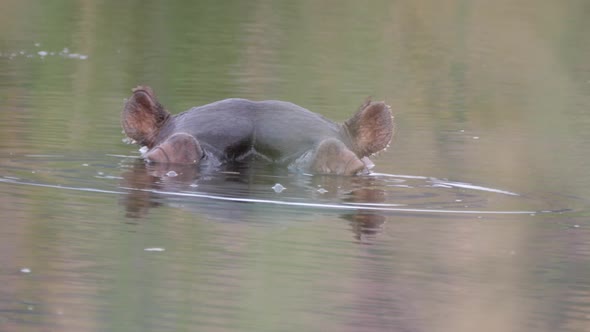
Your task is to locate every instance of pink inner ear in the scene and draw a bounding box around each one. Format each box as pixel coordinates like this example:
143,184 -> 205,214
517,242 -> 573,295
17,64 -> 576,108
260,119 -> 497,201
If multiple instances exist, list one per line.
132,85 -> 155,96
122,86 -> 171,149
131,90 -> 156,110
349,101 -> 393,156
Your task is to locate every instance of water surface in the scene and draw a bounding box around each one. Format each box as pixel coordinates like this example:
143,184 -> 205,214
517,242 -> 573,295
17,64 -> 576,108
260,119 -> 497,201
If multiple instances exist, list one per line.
1,1 -> 590,331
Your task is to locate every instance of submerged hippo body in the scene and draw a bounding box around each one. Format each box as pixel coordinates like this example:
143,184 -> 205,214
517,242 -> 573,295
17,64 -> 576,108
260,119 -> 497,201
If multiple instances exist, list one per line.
121,86 -> 393,175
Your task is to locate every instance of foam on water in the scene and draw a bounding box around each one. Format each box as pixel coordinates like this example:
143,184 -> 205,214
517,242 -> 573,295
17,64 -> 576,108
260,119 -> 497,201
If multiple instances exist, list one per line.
0,46 -> 88,60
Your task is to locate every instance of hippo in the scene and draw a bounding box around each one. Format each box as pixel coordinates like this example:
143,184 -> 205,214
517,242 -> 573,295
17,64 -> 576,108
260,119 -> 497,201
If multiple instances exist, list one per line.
121,86 -> 393,175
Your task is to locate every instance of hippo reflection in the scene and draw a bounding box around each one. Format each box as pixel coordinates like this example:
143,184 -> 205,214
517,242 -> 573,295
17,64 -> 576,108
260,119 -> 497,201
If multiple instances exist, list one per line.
120,159 -> 387,241
121,86 -> 393,175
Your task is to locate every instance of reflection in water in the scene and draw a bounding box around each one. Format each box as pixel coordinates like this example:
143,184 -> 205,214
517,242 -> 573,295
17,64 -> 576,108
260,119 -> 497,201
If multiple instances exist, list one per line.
118,158 -> 547,244
342,188 -> 387,242
120,160 -> 389,241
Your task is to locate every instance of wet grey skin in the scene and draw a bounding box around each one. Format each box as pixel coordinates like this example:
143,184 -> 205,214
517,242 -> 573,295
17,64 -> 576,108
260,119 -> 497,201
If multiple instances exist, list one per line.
121,86 -> 393,175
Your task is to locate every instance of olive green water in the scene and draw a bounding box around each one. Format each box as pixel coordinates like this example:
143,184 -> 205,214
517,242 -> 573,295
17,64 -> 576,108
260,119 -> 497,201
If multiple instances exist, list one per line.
1,1 -> 590,331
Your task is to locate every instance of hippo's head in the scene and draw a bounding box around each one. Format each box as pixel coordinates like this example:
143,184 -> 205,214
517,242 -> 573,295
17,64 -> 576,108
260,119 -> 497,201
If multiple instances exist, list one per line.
121,86 -> 171,148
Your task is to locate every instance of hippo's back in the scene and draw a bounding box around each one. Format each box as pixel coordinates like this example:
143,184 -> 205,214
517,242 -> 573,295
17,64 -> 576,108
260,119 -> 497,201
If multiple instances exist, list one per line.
251,100 -> 342,161
168,99 -> 342,162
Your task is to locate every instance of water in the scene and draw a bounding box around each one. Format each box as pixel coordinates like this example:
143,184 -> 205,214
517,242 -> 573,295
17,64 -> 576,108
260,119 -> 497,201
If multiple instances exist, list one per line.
1,1 -> 590,331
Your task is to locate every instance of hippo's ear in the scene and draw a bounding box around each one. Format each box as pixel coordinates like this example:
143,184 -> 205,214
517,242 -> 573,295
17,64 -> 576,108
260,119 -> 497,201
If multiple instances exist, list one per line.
344,99 -> 393,157
121,86 -> 171,148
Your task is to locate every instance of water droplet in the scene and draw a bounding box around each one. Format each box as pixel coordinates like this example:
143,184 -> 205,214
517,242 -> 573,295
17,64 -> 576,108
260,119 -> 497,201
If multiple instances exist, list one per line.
67,53 -> 87,59
122,137 -> 135,144
37,51 -> 48,57
20,268 -> 31,273
144,247 -> 165,252
317,188 -> 328,194
139,146 -> 149,154
272,183 -> 286,193
166,170 -> 178,177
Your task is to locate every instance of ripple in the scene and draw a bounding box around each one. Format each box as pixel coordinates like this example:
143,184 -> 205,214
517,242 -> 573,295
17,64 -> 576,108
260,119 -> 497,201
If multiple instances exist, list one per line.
0,155 -> 570,216
0,174 -> 545,215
